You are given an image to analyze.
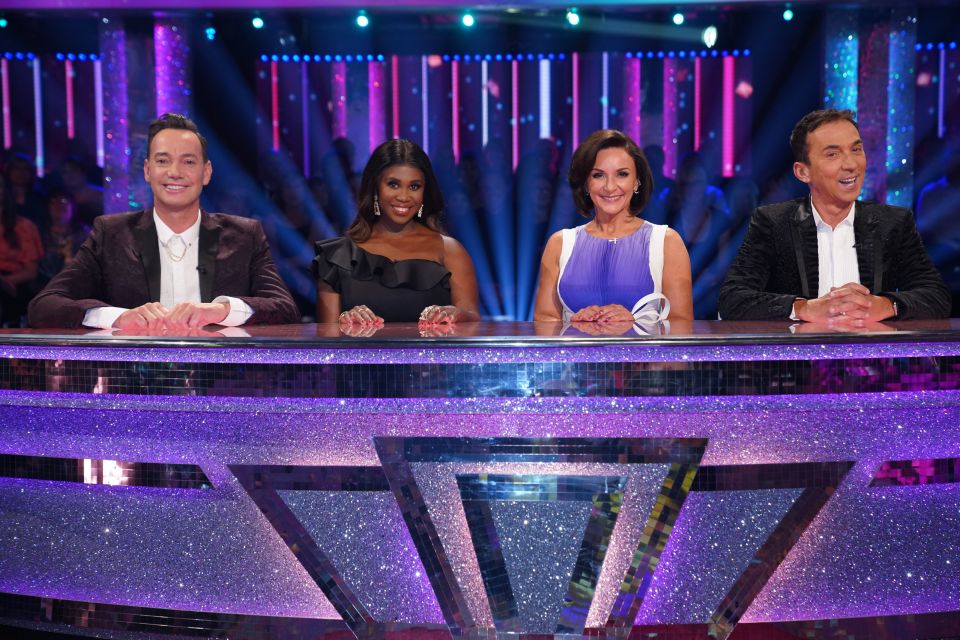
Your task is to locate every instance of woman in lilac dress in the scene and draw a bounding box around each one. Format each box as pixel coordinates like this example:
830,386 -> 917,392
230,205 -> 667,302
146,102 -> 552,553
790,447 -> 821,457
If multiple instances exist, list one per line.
534,130 -> 693,324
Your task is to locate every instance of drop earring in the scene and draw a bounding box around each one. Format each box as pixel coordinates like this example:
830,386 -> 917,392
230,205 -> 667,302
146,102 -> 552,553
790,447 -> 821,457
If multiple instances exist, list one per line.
634,182 -> 640,194
417,204 -> 423,219
373,194 -> 381,216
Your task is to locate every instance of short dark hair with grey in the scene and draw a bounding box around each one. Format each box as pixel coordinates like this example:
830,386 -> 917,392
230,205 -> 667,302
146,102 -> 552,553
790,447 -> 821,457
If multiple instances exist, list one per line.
789,108 -> 859,164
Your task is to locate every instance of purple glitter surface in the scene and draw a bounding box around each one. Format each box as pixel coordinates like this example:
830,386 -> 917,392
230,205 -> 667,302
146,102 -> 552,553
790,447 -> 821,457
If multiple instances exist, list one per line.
1,390 -> 958,623
0,478 -> 337,618
634,489 -> 803,624
278,490 -> 444,624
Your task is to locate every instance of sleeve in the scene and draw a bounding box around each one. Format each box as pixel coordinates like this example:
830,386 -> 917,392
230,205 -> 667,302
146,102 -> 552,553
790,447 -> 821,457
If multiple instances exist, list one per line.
17,219 -> 44,263
717,208 -> 798,320
231,220 -> 301,325
311,238 -> 347,293
28,217 -> 114,328
880,210 -> 951,319
212,295 -> 254,326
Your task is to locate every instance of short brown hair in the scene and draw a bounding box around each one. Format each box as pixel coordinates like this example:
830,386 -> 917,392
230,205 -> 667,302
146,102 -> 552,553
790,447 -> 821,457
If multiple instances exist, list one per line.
568,129 -> 653,218
148,113 -> 209,163
790,108 -> 859,163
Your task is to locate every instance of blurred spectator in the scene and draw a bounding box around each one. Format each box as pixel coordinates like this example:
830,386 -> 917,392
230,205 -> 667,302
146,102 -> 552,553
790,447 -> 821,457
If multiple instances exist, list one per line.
0,173 -> 44,326
59,157 -> 104,227
38,188 -> 90,282
4,152 -> 47,233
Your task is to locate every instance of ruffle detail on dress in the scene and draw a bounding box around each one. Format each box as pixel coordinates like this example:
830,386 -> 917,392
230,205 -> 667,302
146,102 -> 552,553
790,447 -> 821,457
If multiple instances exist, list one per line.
313,237 -> 451,291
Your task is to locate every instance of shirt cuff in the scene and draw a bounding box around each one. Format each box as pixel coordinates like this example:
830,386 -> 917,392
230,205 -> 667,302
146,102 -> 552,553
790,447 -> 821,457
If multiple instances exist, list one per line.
83,307 -> 127,329
213,296 -> 254,326
789,299 -> 801,322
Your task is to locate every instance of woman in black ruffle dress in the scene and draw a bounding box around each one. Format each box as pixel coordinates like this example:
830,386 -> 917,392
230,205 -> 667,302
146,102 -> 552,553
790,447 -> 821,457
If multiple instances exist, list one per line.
313,139 -> 479,326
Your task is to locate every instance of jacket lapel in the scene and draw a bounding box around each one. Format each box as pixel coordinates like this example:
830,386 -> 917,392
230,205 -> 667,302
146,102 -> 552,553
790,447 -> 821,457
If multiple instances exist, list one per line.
197,212 -> 220,303
853,204 -> 881,293
790,198 -> 819,299
131,211 -> 161,302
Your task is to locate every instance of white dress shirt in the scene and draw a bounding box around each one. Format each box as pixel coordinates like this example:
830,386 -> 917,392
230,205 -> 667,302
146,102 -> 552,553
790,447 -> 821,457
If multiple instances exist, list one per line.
810,201 -> 860,297
82,210 -> 254,328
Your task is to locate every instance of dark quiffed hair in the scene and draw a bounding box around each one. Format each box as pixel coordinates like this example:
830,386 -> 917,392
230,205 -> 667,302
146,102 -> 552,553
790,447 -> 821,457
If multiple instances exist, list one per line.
147,113 -> 209,162
347,139 -> 445,242
789,108 -> 859,163
568,129 -> 653,218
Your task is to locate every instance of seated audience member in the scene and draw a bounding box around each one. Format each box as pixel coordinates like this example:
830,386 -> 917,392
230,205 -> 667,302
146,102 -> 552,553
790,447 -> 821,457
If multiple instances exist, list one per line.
313,139 -> 479,326
718,108 -> 949,323
28,113 -> 299,329
39,188 -> 90,280
533,129 -> 693,324
59,156 -> 105,227
0,173 -> 44,326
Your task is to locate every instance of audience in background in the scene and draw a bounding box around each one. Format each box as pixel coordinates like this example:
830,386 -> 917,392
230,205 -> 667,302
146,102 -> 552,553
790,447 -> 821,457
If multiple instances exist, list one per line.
0,173 -> 44,326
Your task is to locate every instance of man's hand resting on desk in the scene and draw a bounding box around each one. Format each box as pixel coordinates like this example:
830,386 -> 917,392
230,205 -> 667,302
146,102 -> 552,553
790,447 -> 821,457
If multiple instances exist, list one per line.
793,282 -> 896,326
113,301 -> 229,331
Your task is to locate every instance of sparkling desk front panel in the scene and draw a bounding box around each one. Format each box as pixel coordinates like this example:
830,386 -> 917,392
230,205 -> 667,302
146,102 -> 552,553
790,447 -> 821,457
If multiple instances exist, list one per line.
0,321 -> 958,638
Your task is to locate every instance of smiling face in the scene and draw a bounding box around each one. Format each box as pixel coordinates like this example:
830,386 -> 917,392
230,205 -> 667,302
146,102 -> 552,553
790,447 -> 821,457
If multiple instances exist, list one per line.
586,147 -> 639,219
794,119 -> 865,216
143,128 -> 212,219
376,164 -> 425,226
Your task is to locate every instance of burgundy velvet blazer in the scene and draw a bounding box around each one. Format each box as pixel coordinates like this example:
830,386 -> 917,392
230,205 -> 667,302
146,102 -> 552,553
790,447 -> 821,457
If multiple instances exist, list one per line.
28,210 -> 300,328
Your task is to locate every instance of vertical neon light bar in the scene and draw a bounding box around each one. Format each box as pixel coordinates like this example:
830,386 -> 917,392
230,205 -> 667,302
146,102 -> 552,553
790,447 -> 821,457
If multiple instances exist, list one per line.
65,59 -> 75,139
368,59 -> 385,154
885,9 -> 916,207
511,58 -> 519,170
391,55 -> 400,139
601,51 -> 609,129
420,56 -> 428,152
693,56 -> 702,151
538,58 -> 551,140
722,55 -> 735,178
33,58 -> 44,178
938,48 -> 946,138
823,8 -> 859,112
100,19 -> 130,213
332,60 -> 347,139
1,59 -> 10,149
624,56 -> 640,145
663,58 -> 678,178
481,60 -> 489,147
451,60 -> 460,163
270,60 -> 280,151
154,18 -> 191,117
93,58 -> 104,167
572,52 -> 580,145
301,62 -> 310,176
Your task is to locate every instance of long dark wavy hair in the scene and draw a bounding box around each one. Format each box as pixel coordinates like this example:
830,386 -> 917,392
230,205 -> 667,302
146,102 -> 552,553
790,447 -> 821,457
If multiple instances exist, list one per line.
347,139 -> 445,242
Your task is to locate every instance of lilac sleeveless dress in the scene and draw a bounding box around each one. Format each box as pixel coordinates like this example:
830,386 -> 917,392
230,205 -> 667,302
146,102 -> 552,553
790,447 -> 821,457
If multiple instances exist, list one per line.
557,222 -> 669,322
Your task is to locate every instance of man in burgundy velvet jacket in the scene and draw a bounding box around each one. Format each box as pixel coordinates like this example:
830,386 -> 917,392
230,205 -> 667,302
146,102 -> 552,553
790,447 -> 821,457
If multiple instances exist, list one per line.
29,113 -> 298,330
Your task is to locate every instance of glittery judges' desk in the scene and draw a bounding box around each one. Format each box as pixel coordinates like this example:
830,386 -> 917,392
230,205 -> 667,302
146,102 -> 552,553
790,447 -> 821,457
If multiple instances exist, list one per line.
0,321 -> 959,640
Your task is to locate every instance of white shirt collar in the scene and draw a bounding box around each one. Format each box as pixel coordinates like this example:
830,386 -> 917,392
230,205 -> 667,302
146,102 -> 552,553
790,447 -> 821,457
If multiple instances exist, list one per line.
153,209 -> 202,245
810,199 -> 856,231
